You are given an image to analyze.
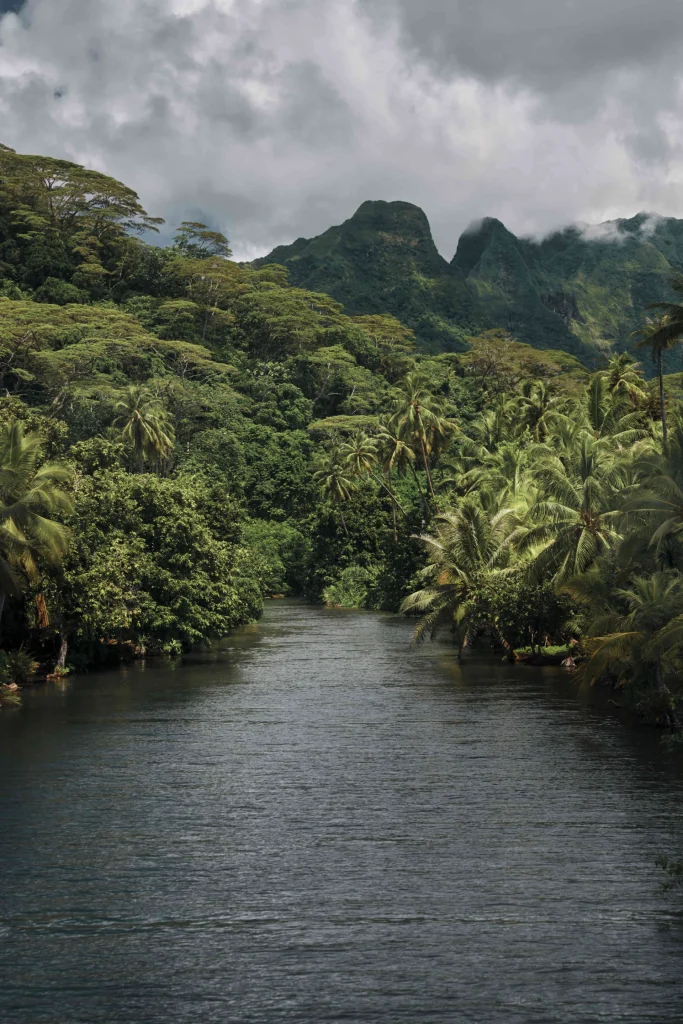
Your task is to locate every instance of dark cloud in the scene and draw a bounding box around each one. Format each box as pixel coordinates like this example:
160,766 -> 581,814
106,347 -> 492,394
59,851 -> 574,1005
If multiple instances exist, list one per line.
360,0 -> 683,89
1,1 -> 683,260
0,0 -> 26,14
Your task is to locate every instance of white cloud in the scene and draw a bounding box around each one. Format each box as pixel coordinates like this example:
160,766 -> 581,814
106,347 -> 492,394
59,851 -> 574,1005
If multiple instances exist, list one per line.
1,0 -> 683,260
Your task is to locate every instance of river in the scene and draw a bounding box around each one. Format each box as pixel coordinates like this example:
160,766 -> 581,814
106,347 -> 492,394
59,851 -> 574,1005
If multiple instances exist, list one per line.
0,600 -> 682,1023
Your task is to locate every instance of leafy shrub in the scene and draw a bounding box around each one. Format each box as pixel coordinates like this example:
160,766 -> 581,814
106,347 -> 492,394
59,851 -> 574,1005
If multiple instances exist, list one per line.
0,648 -> 39,685
33,277 -> 89,305
323,564 -> 381,609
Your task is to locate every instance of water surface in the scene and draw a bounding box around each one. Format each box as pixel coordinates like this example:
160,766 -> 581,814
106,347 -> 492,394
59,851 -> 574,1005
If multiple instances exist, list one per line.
1,601 -> 682,1022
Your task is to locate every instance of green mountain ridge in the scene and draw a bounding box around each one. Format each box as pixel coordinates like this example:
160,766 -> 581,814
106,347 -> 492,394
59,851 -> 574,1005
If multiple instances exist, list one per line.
257,202 -> 683,371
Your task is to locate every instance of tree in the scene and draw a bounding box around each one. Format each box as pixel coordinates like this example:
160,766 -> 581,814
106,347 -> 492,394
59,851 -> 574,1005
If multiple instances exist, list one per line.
112,386 -> 174,472
513,432 -> 624,587
602,352 -> 647,406
377,419 -> 415,541
340,429 -> 378,478
172,221 -> 232,260
393,372 -> 453,501
400,498 -> 520,657
520,379 -> 564,442
43,471 -> 262,664
569,571 -> 683,727
0,421 -> 72,635
0,144 -> 163,290
312,446 -> 359,536
632,315 -> 679,445
622,413 -> 683,557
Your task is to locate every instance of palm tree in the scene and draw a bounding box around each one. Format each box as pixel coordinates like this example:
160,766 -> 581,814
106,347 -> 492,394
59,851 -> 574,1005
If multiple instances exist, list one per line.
400,497 -> 520,658
113,386 -> 174,472
340,430 -> 378,478
394,373 -> 452,501
580,373 -> 646,448
469,393 -> 524,451
520,380 -> 564,442
460,441 -> 537,515
632,315 -> 679,445
313,446 -> 358,537
513,432 -> 625,586
622,413 -> 683,556
603,352 -> 647,406
0,422 -> 73,635
570,571 -> 683,726
377,419 -> 415,541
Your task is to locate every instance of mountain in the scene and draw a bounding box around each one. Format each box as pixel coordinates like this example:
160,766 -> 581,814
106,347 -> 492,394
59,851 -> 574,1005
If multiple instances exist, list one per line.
257,202 -> 683,370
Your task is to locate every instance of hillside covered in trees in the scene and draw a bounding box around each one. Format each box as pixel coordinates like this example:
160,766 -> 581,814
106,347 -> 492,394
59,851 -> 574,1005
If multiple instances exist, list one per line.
1,142 -> 683,736
259,200 -> 683,370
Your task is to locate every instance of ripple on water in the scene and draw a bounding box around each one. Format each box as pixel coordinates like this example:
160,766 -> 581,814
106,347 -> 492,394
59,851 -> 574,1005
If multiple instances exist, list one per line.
0,600 -> 682,1023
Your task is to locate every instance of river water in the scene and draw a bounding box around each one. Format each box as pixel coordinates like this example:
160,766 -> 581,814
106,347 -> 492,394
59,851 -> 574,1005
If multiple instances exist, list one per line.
0,601 -> 682,1023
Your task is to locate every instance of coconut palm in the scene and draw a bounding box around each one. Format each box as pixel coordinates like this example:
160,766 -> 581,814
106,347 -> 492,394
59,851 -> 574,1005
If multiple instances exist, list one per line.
513,432 -> 625,586
520,380 -> 565,442
460,441 -> 535,510
113,386 -> 175,472
376,420 -> 415,540
569,571 -> 683,726
469,393 -> 524,451
312,446 -> 358,537
622,413 -> 683,556
0,421 -> 73,634
400,497 -> 520,657
632,314 -> 680,444
340,430 -> 378,477
394,373 -> 453,500
580,373 -> 647,448
602,352 -> 647,406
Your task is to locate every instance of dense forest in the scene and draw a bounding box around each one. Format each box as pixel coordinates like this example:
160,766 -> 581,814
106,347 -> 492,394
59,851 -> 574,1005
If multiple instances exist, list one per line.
1,142 -> 683,738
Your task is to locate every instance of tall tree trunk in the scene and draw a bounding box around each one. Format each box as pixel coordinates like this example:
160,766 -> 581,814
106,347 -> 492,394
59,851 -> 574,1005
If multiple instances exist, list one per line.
55,634 -> 68,672
372,469 -> 406,514
659,350 -> 668,446
388,467 -> 398,543
409,462 -> 428,518
419,435 -> 436,501
0,589 -> 5,643
339,507 -> 349,538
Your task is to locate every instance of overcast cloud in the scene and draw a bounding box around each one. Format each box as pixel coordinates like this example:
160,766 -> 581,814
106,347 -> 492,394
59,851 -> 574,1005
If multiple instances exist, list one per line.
1,0 -> 683,259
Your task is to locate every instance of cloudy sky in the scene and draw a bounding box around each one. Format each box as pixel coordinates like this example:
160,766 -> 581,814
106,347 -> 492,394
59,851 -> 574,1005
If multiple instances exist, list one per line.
1,0 -> 683,259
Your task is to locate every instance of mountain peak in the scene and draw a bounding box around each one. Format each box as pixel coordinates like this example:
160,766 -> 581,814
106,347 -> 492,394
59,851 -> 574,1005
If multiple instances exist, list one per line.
257,203 -> 683,366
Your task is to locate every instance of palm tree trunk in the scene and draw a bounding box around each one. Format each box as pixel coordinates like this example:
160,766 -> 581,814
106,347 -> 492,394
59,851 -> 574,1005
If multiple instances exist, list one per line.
388,467 -> 398,543
659,350 -> 668,446
0,589 -> 5,641
372,469 -> 407,514
409,462 -> 429,517
419,435 -> 436,501
339,507 -> 349,538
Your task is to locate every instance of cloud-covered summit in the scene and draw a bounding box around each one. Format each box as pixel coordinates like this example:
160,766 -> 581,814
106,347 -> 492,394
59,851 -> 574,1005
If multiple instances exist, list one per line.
1,0 -> 683,260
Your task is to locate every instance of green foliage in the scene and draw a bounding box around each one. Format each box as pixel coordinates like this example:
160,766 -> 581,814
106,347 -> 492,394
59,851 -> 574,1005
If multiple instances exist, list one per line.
172,221 -> 232,261
259,202 -> 683,369
0,420 -> 72,610
323,564 -> 380,608
2,139 -> 683,724
241,519 -> 310,595
43,472 -> 262,659
0,647 -> 38,685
